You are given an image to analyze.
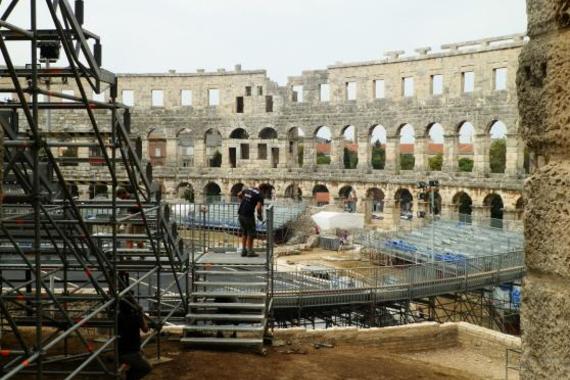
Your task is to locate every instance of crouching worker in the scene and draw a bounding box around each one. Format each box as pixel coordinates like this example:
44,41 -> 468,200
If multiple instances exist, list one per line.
237,186 -> 264,257
118,293 -> 153,380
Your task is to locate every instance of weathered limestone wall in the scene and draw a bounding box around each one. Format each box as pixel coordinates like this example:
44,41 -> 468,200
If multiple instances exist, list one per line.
518,1 -> 570,379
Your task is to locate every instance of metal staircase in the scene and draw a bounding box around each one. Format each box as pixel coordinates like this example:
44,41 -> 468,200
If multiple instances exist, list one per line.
181,206 -> 274,352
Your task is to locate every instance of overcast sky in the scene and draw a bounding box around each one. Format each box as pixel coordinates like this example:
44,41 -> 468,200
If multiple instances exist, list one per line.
3,0 -> 527,84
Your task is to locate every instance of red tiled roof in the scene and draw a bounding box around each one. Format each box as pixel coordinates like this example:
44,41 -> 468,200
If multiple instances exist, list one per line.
400,144 -> 414,154
316,143 -> 331,154
458,143 -> 474,154
315,192 -> 330,203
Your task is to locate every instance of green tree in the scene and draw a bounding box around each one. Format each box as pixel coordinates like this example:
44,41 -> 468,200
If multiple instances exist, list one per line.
458,158 -> 474,172
297,144 -> 304,167
400,154 -> 415,170
210,150 -> 222,167
428,153 -> 443,171
489,138 -> 506,173
371,142 -> 385,170
316,152 -> 331,165
343,147 -> 358,169
182,187 -> 194,202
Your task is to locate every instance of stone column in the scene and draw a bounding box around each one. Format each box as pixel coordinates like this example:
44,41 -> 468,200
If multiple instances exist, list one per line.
414,136 -> 426,172
518,3 -> 570,378
473,133 -> 489,174
278,139 -> 288,168
357,133 -> 370,171
166,138 -> 177,167
443,133 -> 458,173
220,140 -> 230,168
385,136 -> 398,173
505,133 -> 522,177
331,136 -> 342,169
303,137 -> 315,169
193,139 -> 205,167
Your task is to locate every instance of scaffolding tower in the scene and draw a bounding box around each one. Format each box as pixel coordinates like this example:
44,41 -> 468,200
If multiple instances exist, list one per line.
0,1 -> 188,378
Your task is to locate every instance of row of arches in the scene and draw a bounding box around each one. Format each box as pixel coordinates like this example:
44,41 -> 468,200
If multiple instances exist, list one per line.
146,119 -> 521,174
173,180 -> 522,223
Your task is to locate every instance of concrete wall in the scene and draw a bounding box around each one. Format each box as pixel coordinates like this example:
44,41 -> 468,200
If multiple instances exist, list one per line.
518,1 -> 570,378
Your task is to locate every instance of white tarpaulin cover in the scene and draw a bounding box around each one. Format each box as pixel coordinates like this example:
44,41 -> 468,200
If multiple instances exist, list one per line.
311,211 -> 364,231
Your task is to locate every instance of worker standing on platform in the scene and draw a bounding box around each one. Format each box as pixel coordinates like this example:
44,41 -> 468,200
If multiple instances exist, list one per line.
237,186 -> 264,257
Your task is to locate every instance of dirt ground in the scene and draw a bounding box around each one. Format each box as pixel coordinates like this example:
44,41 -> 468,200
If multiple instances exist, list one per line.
143,340 -> 504,380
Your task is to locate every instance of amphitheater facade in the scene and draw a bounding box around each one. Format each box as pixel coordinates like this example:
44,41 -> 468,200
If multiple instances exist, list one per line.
36,34 -> 527,225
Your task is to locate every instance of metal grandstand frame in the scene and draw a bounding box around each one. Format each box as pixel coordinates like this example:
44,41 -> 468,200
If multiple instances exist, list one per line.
0,1 -> 188,378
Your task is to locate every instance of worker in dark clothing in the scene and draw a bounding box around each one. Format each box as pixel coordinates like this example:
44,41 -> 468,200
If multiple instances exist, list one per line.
117,293 -> 152,380
237,186 -> 264,257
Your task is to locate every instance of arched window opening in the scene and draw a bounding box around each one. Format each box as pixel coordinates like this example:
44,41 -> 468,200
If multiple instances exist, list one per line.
367,188 -> 385,216
370,125 -> 386,170
315,126 -> 332,165
312,184 -> 330,206
259,127 -> 278,140
204,182 -> 222,204
427,123 -> 444,171
204,129 -> 222,168
342,125 -> 358,169
177,182 -> 194,202
457,122 -> 475,172
259,183 -> 275,200
284,184 -> 303,201
229,128 -> 249,139
453,191 -> 473,223
339,185 -> 357,212
148,128 -> 167,167
489,121 -> 507,174
230,183 -> 245,202
399,124 -> 415,170
177,128 -> 194,167
287,127 -> 305,168
484,193 -> 504,228
395,188 -> 413,220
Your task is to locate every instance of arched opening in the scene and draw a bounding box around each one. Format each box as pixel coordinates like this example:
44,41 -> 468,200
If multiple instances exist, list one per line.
369,125 -> 386,170
366,188 -> 385,216
68,184 -> 79,198
489,121 -> 507,174
259,127 -> 278,139
258,127 -> 279,168
398,124 -> 415,170
204,129 -> 222,168
339,185 -> 357,212
484,193 -> 504,228
457,122 -> 475,172
258,183 -> 275,200
204,182 -> 222,204
287,127 -> 305,168
229,128 -> 249,139
312,184 -> 330,206
177,182 -> 194,202
426,190 -> 442,215
315,126 -> 332,165
177,128 -> 194,167
426,123 -> 444,171
229,128 -> 249,168
230,183 -> 245,202
89,184 -> 109,200
59,136 -> 78,167
284,184 -> 303,201
453,191 -> 473,223
341,125 -> 358,169
148,128 -> 167,167
395,188 -> 413,219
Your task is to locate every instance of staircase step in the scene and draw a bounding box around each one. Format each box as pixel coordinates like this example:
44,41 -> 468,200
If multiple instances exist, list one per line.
186,313 -> 264,322
189,302 -> 265,310
195,270 -> 268,276
194,281 -> 267,287
183,324 -> 264,333
192,291 -> 266,299
181,337 -> 263,346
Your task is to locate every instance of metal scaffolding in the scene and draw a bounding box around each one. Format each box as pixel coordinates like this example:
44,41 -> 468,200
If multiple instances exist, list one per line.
0,1 -> 188,378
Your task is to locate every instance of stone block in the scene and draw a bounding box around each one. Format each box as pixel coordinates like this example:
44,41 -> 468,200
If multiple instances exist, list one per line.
524,160 -> 570,278
518,31 -> 570,155
521,273 -> 570,379
526,0 -> 570,36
